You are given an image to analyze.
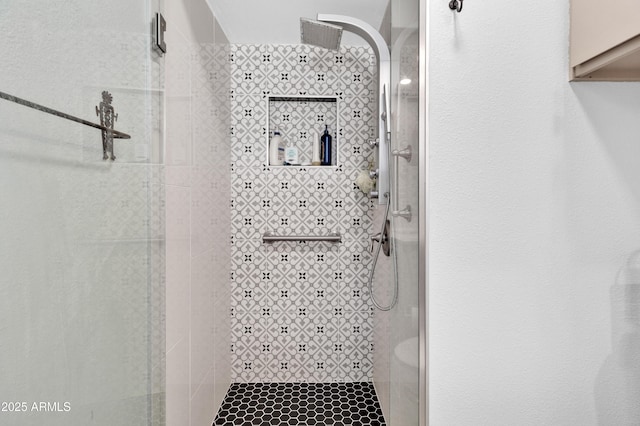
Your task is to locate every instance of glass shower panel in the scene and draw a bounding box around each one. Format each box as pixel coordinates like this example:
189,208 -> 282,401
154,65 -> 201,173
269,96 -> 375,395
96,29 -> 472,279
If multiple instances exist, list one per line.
0,1 -> 164,425
388,0 -> 421,423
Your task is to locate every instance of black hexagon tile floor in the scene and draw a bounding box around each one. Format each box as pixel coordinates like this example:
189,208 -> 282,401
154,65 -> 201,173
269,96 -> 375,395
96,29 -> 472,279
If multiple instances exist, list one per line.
213,382 -> 387,425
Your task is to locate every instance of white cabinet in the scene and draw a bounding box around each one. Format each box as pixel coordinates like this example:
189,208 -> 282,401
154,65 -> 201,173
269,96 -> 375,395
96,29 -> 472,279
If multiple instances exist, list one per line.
570,0 -> 640,81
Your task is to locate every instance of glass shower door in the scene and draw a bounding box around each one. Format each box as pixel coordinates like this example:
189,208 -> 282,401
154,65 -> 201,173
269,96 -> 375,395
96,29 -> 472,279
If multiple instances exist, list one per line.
0,1 -> 164,425
388,0 -> 421,423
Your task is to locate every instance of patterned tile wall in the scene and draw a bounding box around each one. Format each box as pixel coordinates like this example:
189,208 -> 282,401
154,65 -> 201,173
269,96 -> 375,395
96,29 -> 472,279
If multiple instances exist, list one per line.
230,44 -> 378,382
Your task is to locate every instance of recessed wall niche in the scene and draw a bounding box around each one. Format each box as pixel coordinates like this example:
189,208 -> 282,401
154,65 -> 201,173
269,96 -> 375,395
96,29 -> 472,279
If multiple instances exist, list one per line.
267,95 -> 339,167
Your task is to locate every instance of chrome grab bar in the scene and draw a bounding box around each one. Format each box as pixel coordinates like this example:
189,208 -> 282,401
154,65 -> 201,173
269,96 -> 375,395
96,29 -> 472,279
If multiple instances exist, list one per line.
262,232 -> 342,243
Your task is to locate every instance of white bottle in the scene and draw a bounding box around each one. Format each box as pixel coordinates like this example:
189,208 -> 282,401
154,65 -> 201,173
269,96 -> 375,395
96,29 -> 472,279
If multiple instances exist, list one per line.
270,130 -> 284,166
284,140 -> 299,165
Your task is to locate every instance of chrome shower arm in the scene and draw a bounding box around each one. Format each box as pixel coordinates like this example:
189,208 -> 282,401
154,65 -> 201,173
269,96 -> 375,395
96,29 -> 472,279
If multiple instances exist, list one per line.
317,14 -> 391,204
317,14 -> 390,64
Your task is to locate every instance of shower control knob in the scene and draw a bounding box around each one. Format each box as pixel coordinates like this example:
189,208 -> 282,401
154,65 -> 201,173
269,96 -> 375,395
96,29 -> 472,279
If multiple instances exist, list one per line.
370,232 -> 382,252
368,138 -> 380,147
391,145 -> 412,162
369,169 -> 379,179
369,190 -> 379,199
369,220 -> 391,256
392,205 -> 412,222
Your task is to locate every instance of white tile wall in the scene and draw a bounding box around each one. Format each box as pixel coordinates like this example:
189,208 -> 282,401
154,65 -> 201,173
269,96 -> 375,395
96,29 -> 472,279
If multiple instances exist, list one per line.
164,4 -> 231,426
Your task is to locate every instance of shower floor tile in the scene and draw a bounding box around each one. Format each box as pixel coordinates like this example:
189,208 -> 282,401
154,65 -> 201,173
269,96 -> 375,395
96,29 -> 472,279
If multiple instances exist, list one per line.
213,382 -> 386,426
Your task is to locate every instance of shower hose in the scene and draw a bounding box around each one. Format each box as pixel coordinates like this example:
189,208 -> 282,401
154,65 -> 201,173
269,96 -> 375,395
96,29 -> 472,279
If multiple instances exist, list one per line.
367,140 -> 399,311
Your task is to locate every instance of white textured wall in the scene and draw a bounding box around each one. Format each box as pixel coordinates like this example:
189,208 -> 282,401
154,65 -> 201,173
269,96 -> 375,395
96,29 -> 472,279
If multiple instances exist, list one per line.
164,0 -> 231,425
429,0 -> 640,425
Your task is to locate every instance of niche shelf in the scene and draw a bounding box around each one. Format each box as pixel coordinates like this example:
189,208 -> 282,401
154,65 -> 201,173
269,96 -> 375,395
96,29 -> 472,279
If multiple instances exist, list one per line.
266,95 -> 339,167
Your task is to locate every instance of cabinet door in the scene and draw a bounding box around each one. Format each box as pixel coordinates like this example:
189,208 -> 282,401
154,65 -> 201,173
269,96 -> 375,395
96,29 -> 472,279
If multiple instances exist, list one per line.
571,0 -> 640,80
571,0 -> 640,66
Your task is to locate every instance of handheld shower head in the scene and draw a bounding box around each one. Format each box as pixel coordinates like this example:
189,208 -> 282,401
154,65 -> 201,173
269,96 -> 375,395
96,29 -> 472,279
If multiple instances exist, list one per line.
300,18 -> 343,51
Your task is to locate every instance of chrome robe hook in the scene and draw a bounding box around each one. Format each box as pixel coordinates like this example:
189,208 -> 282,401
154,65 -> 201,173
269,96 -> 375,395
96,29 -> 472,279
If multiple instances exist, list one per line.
449,0 -> 463,12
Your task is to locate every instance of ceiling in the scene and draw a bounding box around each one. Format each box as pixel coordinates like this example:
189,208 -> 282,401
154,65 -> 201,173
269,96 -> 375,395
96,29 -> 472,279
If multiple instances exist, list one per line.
206,0 -> 390,46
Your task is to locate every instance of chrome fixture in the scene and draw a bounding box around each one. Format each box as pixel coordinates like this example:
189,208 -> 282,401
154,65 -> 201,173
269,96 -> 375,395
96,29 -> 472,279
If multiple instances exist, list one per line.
392,145 -> 412,162
154,13 -> 167,54
367,192 -> 398,311
369,169 -> 379,179
368,138 -> 380,147
393,205 -> 412,222
262,232 -> 342,244
311,14 -> 397,311
0,90 -> 130,161
316,14 -> 391,204
300,18 -> 343,51
370,220 -> 391,256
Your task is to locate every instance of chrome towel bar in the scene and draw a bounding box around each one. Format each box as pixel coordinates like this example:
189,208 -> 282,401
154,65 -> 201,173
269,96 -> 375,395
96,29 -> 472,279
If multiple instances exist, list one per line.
262,232 -> 342,243
0,91 -> 131,139
0,90 -> 130,161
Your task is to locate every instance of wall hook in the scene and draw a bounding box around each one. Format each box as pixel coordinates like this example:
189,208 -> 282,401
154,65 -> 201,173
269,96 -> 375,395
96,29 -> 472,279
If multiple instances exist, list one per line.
449,0 -> 463,12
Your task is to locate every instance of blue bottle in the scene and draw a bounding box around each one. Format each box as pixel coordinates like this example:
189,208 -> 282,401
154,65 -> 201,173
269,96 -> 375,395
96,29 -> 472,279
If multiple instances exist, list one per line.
321,125 -> 332,166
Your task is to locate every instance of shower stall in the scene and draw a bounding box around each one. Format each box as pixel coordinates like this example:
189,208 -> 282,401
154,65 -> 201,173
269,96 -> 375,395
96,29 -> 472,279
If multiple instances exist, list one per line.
0,0 -> 425,425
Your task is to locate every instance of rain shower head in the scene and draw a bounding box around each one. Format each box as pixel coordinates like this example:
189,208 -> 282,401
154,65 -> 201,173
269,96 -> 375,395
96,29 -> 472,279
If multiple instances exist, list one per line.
300,18 -> 343,51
